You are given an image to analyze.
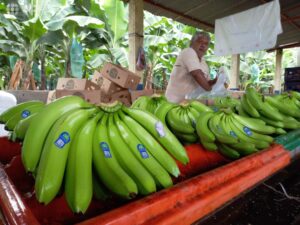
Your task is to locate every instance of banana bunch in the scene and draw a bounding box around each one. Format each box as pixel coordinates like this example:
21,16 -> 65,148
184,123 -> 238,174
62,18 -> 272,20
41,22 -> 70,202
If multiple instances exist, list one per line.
0,100 -> 46,141
196,108 -> 276,159
131,94 -> 166,114
1,96 -> 189,213
238,87 -> 300,134
154,100 -> 212,144
213,96 -> 240,110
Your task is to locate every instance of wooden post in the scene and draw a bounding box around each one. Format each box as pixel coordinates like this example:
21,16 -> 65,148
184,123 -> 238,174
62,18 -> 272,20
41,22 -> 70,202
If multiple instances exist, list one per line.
296,47 -> 300,66
230,54 -> 240,89
128,0 -> 144,79
274,49 -> 283,93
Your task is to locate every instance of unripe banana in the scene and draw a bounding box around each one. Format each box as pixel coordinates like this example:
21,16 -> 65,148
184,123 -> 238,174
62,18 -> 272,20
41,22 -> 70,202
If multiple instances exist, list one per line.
259,101 -> 284,121
22,96 -> 91,172
228,115 -> 270,149
196,111 -> 216,143
114,112 -> 173,189
35,108 -> 98,204
218,143 -> 240,159
245,87 -> 262,110
275,128 -> 287,135
190,100 -> 213,112
154,101 -> 177,125
173,131 -> 198,144
93,113 -> 138,199
208,113 -> 238,144
202,141 -> 218,151
65,112 -> 103,213
92,174 -> 111,201
122,107 -> 189,164
258,115 -> 284,128
241,94 -> 260,118
166,107 -> 194,134
232,114 -> 275,135
235,105 -> 249,117
131,96 -> 151,109
0,100 -> 44,124
4,103 -> 45,131
13,113 -> 38,141
107,114 -> 156,195
119,111 -> 180,177
265,96 -> 300,118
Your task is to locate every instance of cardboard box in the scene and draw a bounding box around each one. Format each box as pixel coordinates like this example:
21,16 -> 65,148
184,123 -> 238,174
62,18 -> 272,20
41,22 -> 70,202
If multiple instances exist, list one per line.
91,71 -> 104,87
56,78 -> 100,90
101,77 -> 126,95
130,89 -> 154,103
228,90 -> 245,99
6,90 -> 50,103
55,90 -> 101,105
46,90 -> 56,104
110,90 -> 132,107
101,62 -> 141,89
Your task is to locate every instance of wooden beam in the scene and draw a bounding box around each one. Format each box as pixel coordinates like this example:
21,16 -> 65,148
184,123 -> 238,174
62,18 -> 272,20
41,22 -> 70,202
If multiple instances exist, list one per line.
128,0 -> 144,77
230,54 -> 240,89
274,49 -> 283,93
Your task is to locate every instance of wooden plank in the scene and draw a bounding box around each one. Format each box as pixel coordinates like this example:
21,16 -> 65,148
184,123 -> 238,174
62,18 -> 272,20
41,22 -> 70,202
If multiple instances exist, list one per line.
274,49 -> 283,93
229,54 -> 240,89
128,0 -> 144,78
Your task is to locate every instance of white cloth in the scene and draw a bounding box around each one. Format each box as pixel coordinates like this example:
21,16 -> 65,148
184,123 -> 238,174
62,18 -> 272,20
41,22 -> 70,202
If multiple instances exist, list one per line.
0,91 -> 17,137
215,0 -> 282,56
165,48 -> 209,103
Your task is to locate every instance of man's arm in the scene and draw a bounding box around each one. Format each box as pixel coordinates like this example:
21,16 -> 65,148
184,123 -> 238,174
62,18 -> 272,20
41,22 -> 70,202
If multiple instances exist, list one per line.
190,69 -> 216,91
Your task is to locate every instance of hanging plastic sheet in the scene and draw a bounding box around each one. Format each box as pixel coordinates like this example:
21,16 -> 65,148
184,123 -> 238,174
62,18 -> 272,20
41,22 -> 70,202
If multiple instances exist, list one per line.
214,0 -> 282,56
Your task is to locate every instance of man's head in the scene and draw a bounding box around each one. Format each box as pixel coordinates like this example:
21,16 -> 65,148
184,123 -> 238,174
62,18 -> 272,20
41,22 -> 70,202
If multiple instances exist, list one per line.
190,31 -> 210,60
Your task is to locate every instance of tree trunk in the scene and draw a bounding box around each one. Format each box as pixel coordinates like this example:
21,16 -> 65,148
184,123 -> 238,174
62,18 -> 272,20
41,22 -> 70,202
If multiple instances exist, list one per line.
21,63 -> 32,90
65,59 -> 72,78
40,57 -> 46,90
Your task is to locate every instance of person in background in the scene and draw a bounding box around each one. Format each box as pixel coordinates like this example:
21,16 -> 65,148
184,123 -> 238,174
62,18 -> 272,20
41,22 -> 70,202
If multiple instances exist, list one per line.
165,31 -> 218,103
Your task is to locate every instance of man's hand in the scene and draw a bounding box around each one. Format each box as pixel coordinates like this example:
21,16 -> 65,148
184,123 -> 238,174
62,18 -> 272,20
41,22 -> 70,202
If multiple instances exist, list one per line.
208,76 -> 218,86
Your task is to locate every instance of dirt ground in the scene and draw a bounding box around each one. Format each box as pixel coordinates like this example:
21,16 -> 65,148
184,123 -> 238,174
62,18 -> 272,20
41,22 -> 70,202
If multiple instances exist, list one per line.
196,156 -> 300,225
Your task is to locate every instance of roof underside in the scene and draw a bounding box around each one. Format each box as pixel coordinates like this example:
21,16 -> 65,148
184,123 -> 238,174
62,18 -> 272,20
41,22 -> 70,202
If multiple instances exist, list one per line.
144,0 -> 300,50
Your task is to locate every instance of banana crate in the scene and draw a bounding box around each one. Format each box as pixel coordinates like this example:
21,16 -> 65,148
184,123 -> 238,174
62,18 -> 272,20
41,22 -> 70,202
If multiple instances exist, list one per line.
0,136 -> 291,225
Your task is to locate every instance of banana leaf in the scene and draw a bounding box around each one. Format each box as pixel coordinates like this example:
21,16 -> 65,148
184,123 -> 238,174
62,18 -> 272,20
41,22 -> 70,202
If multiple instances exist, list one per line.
70,38 -> 84,78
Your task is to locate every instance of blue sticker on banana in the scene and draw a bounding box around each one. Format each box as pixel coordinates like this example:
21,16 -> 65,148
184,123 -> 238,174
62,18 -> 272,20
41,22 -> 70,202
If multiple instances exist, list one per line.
100,142 -> 112,158
54,132 -> 70,148
137,144 -> 149,158
21,110 -> 30,118
243,126 -> 252,136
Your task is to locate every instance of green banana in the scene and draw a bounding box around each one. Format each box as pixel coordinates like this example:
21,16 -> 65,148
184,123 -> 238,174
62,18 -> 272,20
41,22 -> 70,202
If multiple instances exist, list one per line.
114,112 -> 173,189
121,107 -> 189,164
208,113 -> 238,144
228,115 -> 270,149
35,108 -> 98,204
228,143 -> 258,156
235,105 -> 249,117
166,107 -> 194,134
186,105 -> 201,128
258,115 -> 284,128
154,101 -> 177,125
232,114 -> 275,135
93,113 -> 138,199
5,103 -> 45,131
258,101 -> 284,121
190,100 -> 213,112
241,94 -> 260,118
0,100 -> 44,124
119,111 -> 180,177
265,96 -> 300,118
22,96 -> 91,172
196,111 -> 215,143
173,131 -> 198,144
245,87 -> 263,110
275,128 -> 287,135
108,114 -> 156,195
218,143 -> 240,159
65,112 -> 103,213
13,112 -> 38,141
202,141 -> 218,151
180,107 -> 196,130
131,96 -> 151,109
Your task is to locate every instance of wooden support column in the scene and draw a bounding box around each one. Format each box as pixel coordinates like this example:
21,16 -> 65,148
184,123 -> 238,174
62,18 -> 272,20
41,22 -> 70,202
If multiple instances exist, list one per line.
128,0 -> 144,78
274,49 -> 283,93
230,54 -> 240,89
296,47 -> 300,66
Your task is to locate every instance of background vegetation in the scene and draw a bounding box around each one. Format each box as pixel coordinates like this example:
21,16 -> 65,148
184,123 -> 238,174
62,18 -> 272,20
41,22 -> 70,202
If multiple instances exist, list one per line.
0,0 -> 299,91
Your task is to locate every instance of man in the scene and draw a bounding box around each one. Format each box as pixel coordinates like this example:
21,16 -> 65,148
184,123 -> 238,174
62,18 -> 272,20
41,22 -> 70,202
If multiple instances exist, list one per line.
165,31 -> 218,103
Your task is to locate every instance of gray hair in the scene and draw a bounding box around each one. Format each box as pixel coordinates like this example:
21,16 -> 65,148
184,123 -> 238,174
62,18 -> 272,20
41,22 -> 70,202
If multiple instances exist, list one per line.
190,31 -> 211,44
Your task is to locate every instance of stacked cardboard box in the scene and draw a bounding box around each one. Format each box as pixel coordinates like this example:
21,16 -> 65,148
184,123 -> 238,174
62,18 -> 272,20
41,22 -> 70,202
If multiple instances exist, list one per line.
50,78 -> 102,104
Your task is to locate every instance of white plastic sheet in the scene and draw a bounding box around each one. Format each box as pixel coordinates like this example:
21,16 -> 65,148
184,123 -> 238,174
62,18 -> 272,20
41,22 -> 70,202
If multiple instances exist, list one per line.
0,91 -> 17,137
215,0 -> 282,56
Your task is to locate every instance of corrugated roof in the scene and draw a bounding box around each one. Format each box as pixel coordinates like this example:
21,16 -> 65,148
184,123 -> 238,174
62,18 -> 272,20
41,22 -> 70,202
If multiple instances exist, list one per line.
143,0 -> 300,50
